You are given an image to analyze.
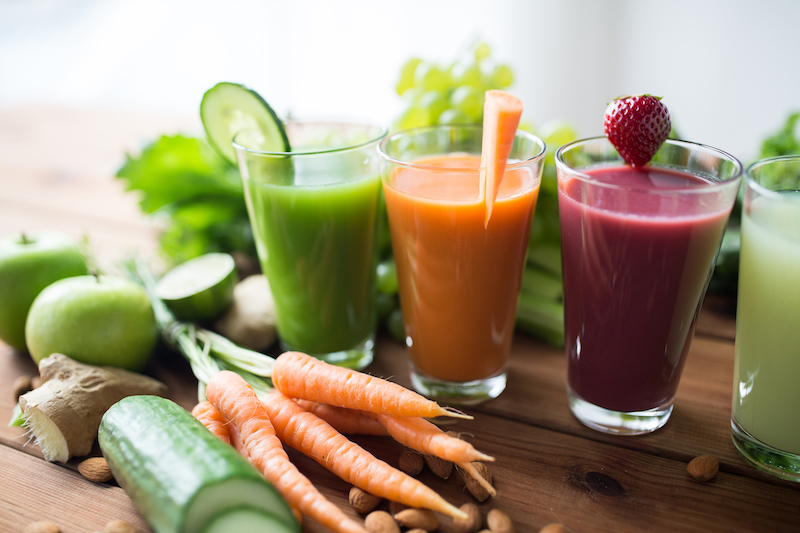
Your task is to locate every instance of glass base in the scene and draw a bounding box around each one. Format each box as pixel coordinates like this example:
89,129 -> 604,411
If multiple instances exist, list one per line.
731,417 -> 800,482
409,365 -> 506,406
567,387 -> 673,435
279,333 -> 374,370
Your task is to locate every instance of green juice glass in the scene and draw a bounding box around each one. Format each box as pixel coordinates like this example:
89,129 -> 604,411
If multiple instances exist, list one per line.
731,155 -> 800,482
234,120 -> 387,370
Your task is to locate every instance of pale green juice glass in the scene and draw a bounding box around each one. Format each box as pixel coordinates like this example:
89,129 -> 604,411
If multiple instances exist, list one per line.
233,120 -> 387,370
732,155 -> 800,482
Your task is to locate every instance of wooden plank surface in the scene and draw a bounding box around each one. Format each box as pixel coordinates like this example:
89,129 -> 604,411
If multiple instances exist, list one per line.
1,105 -> 798,533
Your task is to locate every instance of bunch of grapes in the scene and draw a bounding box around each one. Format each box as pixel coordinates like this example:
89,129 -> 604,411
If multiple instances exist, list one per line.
392,42 -> 515,132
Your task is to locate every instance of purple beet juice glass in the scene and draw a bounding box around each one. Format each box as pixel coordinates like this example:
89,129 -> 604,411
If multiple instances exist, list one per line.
555,137 -> 742,435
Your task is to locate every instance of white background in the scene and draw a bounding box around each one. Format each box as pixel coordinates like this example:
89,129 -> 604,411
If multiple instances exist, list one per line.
1,0 -> 798,163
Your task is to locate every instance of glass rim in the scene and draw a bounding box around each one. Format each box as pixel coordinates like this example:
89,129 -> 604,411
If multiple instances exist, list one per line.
231,118 -> 388,157
554,136 -> 743,194
377,123 -> 547,171
745,154 -> 800,197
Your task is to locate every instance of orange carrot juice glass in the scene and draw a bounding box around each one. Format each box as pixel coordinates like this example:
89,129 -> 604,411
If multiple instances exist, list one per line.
378,125 -> 545,404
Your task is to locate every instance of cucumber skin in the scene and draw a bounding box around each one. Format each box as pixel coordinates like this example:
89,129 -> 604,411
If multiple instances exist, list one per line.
98,395 -> 298,533
200,82 -> 290,166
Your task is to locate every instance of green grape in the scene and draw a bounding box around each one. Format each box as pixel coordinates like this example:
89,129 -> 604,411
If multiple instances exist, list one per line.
474,42 -> 491,62
394,105 -> 432,131
376,258 -> 399,295
401,86 -> 426,105
396,57 -> 423,95
491,64 -> 514,88
449,85 -> 484,121
437,108 -> 472,125
375,292 -> 398,322
419,90 -> 448,123
414,62 -> 448,91
387,308 -> 405,343
450,62 -> 483,88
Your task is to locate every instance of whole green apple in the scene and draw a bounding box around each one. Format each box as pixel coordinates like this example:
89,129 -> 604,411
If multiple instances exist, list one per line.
0,231 -> 88,352
25,275 -> 158,371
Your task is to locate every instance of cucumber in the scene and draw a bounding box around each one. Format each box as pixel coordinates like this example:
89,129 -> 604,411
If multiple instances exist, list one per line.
200,82 -> 290,166
98,395 -> 299,533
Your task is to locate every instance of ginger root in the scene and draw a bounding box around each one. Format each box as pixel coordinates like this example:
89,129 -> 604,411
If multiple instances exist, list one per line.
18,353 -> 167,463
213,274 -> 277,351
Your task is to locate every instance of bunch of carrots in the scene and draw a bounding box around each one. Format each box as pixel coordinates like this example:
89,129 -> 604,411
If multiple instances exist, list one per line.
191,351 -> 495,533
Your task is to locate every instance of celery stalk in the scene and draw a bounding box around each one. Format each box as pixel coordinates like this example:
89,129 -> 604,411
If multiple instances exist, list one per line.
515,291 -> 565,347
526,242 -> 562,277
520,265 -> 563,302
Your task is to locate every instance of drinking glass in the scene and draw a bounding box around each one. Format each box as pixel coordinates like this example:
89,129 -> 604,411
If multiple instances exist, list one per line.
731,155 -> 800,481
556,137 -> 742,434
378,124 -> 545,404
234,120 -> 386,370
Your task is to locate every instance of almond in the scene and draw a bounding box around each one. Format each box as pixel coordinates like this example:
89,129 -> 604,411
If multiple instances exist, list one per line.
349,486 -> 382,514
424,453 -> 453,479
459,461 -> 493,502
365,510 -> 400,533
487,509 -> 514,533
78,457 -> 114,483
23,523 -> 61,533
389,500 -> 410,515
539,524 -> 567,533
394,508 -> 438,531
687,454 -> 719,482
103,520 -> 140,533
452,502 -> 482,533
399,448 -> 424,476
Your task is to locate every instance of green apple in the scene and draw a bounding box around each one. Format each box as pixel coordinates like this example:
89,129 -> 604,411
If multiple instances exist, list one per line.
25,275 -> 158,371
0,231 -> 89,352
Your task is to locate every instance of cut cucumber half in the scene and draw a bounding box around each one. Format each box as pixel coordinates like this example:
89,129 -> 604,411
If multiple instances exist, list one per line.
155,253 -> 237,322
200,82 -> 290,166
99,396 -> 300,533
203,508 -> 295,533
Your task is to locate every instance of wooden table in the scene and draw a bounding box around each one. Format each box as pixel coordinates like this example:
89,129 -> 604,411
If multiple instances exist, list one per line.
1,106 -> 798,533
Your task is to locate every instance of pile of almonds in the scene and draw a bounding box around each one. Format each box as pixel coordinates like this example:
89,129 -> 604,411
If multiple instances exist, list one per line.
362,504 -> 515,533
352,439 -> 519,533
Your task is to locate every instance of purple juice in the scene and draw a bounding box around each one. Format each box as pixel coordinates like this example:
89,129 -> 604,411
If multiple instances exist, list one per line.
558,165 -> 731,413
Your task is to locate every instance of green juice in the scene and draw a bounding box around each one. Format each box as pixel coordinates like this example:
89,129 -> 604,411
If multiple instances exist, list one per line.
242,166 -> 381,356
733,193 -> 800,454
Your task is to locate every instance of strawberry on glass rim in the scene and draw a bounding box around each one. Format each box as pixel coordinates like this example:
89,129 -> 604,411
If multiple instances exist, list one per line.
603,94 -> 671,167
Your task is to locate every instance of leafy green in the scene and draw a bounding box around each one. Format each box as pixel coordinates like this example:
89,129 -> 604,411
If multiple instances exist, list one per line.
758,112 -> 800,159
710,111 -> 800,294
116,135 -> 256,266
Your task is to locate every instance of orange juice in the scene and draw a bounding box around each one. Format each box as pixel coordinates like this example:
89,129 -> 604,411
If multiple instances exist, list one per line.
383,154 -> 539,384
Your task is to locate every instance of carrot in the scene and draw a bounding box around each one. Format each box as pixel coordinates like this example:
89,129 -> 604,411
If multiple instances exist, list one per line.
480,89 -> 523,226
294,399 -> 389,437
226,418 -> 251,462
295,399 -> 496,498
261,389 -> 468,520
272,351 -> 471,419
191,400 -> 231,445
206,371 -> 367,533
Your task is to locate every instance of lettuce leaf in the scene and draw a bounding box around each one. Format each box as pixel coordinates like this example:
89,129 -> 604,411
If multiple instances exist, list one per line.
116,135 -> 256,265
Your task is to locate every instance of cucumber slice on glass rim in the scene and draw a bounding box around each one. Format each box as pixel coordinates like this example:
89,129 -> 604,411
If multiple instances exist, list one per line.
200,82 -> 290,166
